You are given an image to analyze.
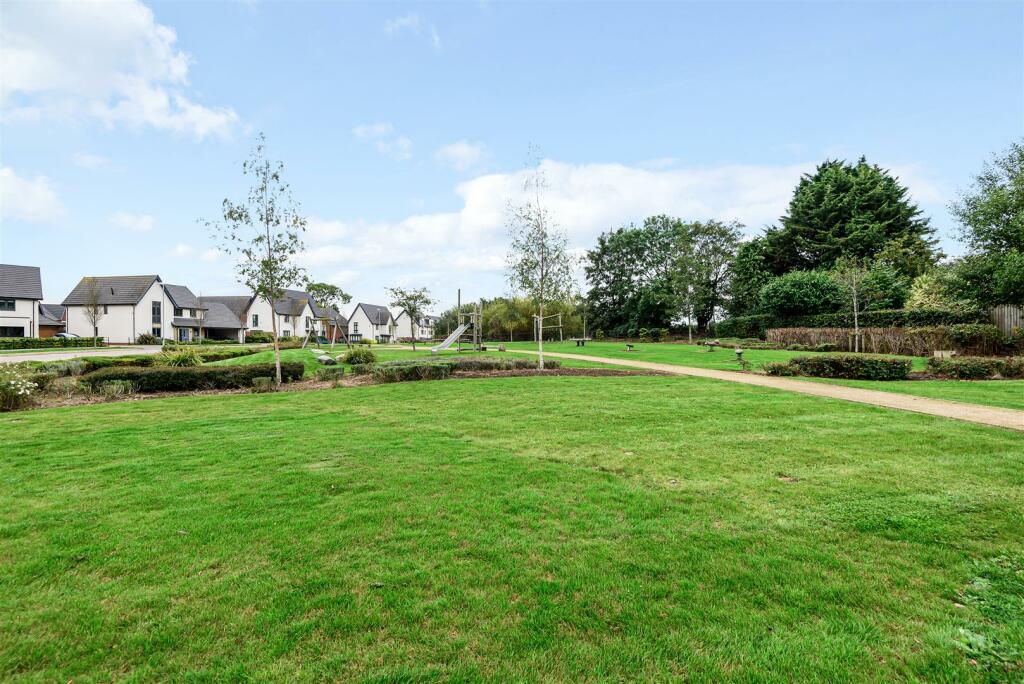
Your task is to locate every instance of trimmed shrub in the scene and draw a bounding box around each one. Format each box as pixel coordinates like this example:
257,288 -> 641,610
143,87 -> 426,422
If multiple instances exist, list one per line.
251,377 -> 277,393
315,366 -> 346,381
82,362 -> 304,392
97,379 -> 137,399
245,331 -> 274,343
787,354 -> 912,380
39,359 -> 87,377
158,348 -> 203,367
372,363 -> 451,383
135,333 -> 159,345
761,361 -> 798,376
343,347 -> 377,365
926,356 -> 1024,380
759,271 -> 845,317
0,337 -> 105,350
716,315 -> 773,339
766,325 -> 1009,357
349,363 -> 374,376
79,355 -> 158,372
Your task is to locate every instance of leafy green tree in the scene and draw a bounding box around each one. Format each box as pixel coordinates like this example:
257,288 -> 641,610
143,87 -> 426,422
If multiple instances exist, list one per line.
948,140 -> 1024,307
387,287 -> 436,351
584,216 -> 678,336
726,237 -> 774,316
205,133 -> 307,385
758,270 -> 845,318
905,267 -> 974,311
769,158 -> 939,277
672,220 -> 743,339
861,263 -> 910,311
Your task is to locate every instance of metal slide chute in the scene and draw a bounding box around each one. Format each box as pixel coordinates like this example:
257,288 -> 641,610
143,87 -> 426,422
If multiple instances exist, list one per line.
431,322 -> 470,353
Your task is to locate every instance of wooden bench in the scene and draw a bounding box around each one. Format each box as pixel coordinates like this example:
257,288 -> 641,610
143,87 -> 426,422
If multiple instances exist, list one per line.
569,337 -> 592,347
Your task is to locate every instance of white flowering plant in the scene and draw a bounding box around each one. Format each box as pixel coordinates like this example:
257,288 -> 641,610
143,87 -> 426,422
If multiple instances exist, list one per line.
0,365 -> 39,411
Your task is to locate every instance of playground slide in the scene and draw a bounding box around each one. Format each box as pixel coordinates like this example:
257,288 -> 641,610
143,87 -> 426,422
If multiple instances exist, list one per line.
431,323 -> 470,353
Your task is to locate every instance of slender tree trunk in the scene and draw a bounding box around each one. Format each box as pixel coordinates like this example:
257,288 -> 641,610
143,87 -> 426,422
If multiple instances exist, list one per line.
538,301 -> 545,370
270,308 -> 282,385
852,288 -> 860,353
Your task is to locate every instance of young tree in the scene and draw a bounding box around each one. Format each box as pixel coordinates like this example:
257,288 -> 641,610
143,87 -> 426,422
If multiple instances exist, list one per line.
832,257 -> 871,352
82,279 -> 105,347
195,294 -> 208,343
506,165 -> 576,369
387,287 -> 435,350
203,133 -> 307,385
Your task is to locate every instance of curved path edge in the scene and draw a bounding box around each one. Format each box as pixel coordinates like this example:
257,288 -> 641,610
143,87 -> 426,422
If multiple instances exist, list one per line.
507,348 -> 1024,433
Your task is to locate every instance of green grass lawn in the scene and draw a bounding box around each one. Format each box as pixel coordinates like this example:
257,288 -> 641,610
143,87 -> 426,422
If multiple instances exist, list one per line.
1,376 -> 1022,681
504,340 -> 1024,411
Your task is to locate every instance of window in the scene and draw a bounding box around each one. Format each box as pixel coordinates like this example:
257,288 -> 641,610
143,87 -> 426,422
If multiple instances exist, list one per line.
178,328 -> 189,342
189,309 -> 195,317
152,327 -> 161,337
251,313 -> 259,327
283,329 -> 291,338
174,307 -> 183,317
284,314 -> 290,323
0,326 -> 25,337
306,316 -> 312,330
353,321 -> 359,333
0,298 -> 14,312
103,305 -> 109,314
152,301 -> 161,324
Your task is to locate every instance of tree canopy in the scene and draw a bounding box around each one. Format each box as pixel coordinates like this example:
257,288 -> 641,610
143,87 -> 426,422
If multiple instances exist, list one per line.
765,157 -> 939,278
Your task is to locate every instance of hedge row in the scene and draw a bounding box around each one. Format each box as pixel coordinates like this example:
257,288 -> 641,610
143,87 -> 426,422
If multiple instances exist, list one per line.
766,324 -> 1014,357
925,356 -> 1024,380
0,337 -> 106,350
762,354 -> 912,380
353,356 -> 557,383
716,308 -> 988,339
82,362 -> 305,392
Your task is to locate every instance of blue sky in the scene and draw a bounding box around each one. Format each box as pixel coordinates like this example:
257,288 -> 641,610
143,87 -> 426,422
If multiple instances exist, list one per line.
1,1 -> 1021,310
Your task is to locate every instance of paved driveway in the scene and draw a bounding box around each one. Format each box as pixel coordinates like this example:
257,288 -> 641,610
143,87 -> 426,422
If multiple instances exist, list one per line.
0,346 -> 163,364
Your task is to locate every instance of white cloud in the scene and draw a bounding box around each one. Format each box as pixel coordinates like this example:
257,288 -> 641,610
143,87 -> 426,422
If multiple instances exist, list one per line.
110,211 -> 154,232
383,12 -> 441,53
1,0 -> 238,138
169,242 -> 193,257
435,140 -> 486,171
200,248 -> 222,262
351,121 -> 412,160
294,157 -> 949,310
0,166 -> 63,222
72,152 -> 110,169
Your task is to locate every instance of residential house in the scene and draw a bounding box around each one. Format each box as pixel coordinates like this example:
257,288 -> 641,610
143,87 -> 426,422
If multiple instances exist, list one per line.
38,304 -> 66,337
245,289 -> 319,340
163,285 -> 247,342
63,275 -> 168,343
348,303 -> 396,342
0,264 -> 43,337
394,311 -> 438,341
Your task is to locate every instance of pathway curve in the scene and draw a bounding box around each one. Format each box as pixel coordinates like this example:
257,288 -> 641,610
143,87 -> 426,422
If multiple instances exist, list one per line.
507,349 -> 1024,432
0,346 -> 160,364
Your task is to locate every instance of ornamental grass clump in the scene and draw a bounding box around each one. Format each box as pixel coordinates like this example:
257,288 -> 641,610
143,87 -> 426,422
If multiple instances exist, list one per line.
0,365 -> 38,411
158,348 -> 203,367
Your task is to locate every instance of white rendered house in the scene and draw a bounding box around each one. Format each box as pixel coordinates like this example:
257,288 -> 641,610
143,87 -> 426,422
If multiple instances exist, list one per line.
0,264 -> 44,338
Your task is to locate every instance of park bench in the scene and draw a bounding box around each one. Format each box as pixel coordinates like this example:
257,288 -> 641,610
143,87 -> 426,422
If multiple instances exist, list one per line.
570,337 -> 592,347
624,343 -> 635,352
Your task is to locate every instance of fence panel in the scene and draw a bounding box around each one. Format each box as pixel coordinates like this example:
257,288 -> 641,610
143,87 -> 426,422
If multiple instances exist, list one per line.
990,305 -> 1022,334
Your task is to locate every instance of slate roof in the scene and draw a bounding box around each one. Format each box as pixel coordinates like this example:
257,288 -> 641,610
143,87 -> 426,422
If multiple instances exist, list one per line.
354,303 -> 393,325
172,301 -> 243,330
273,289 -> 313,317
163,284 -> 202,310
63,275 -> 161,306
0,264 -> 44,300
38,303 -> 65,327
201,295 -> 253,322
